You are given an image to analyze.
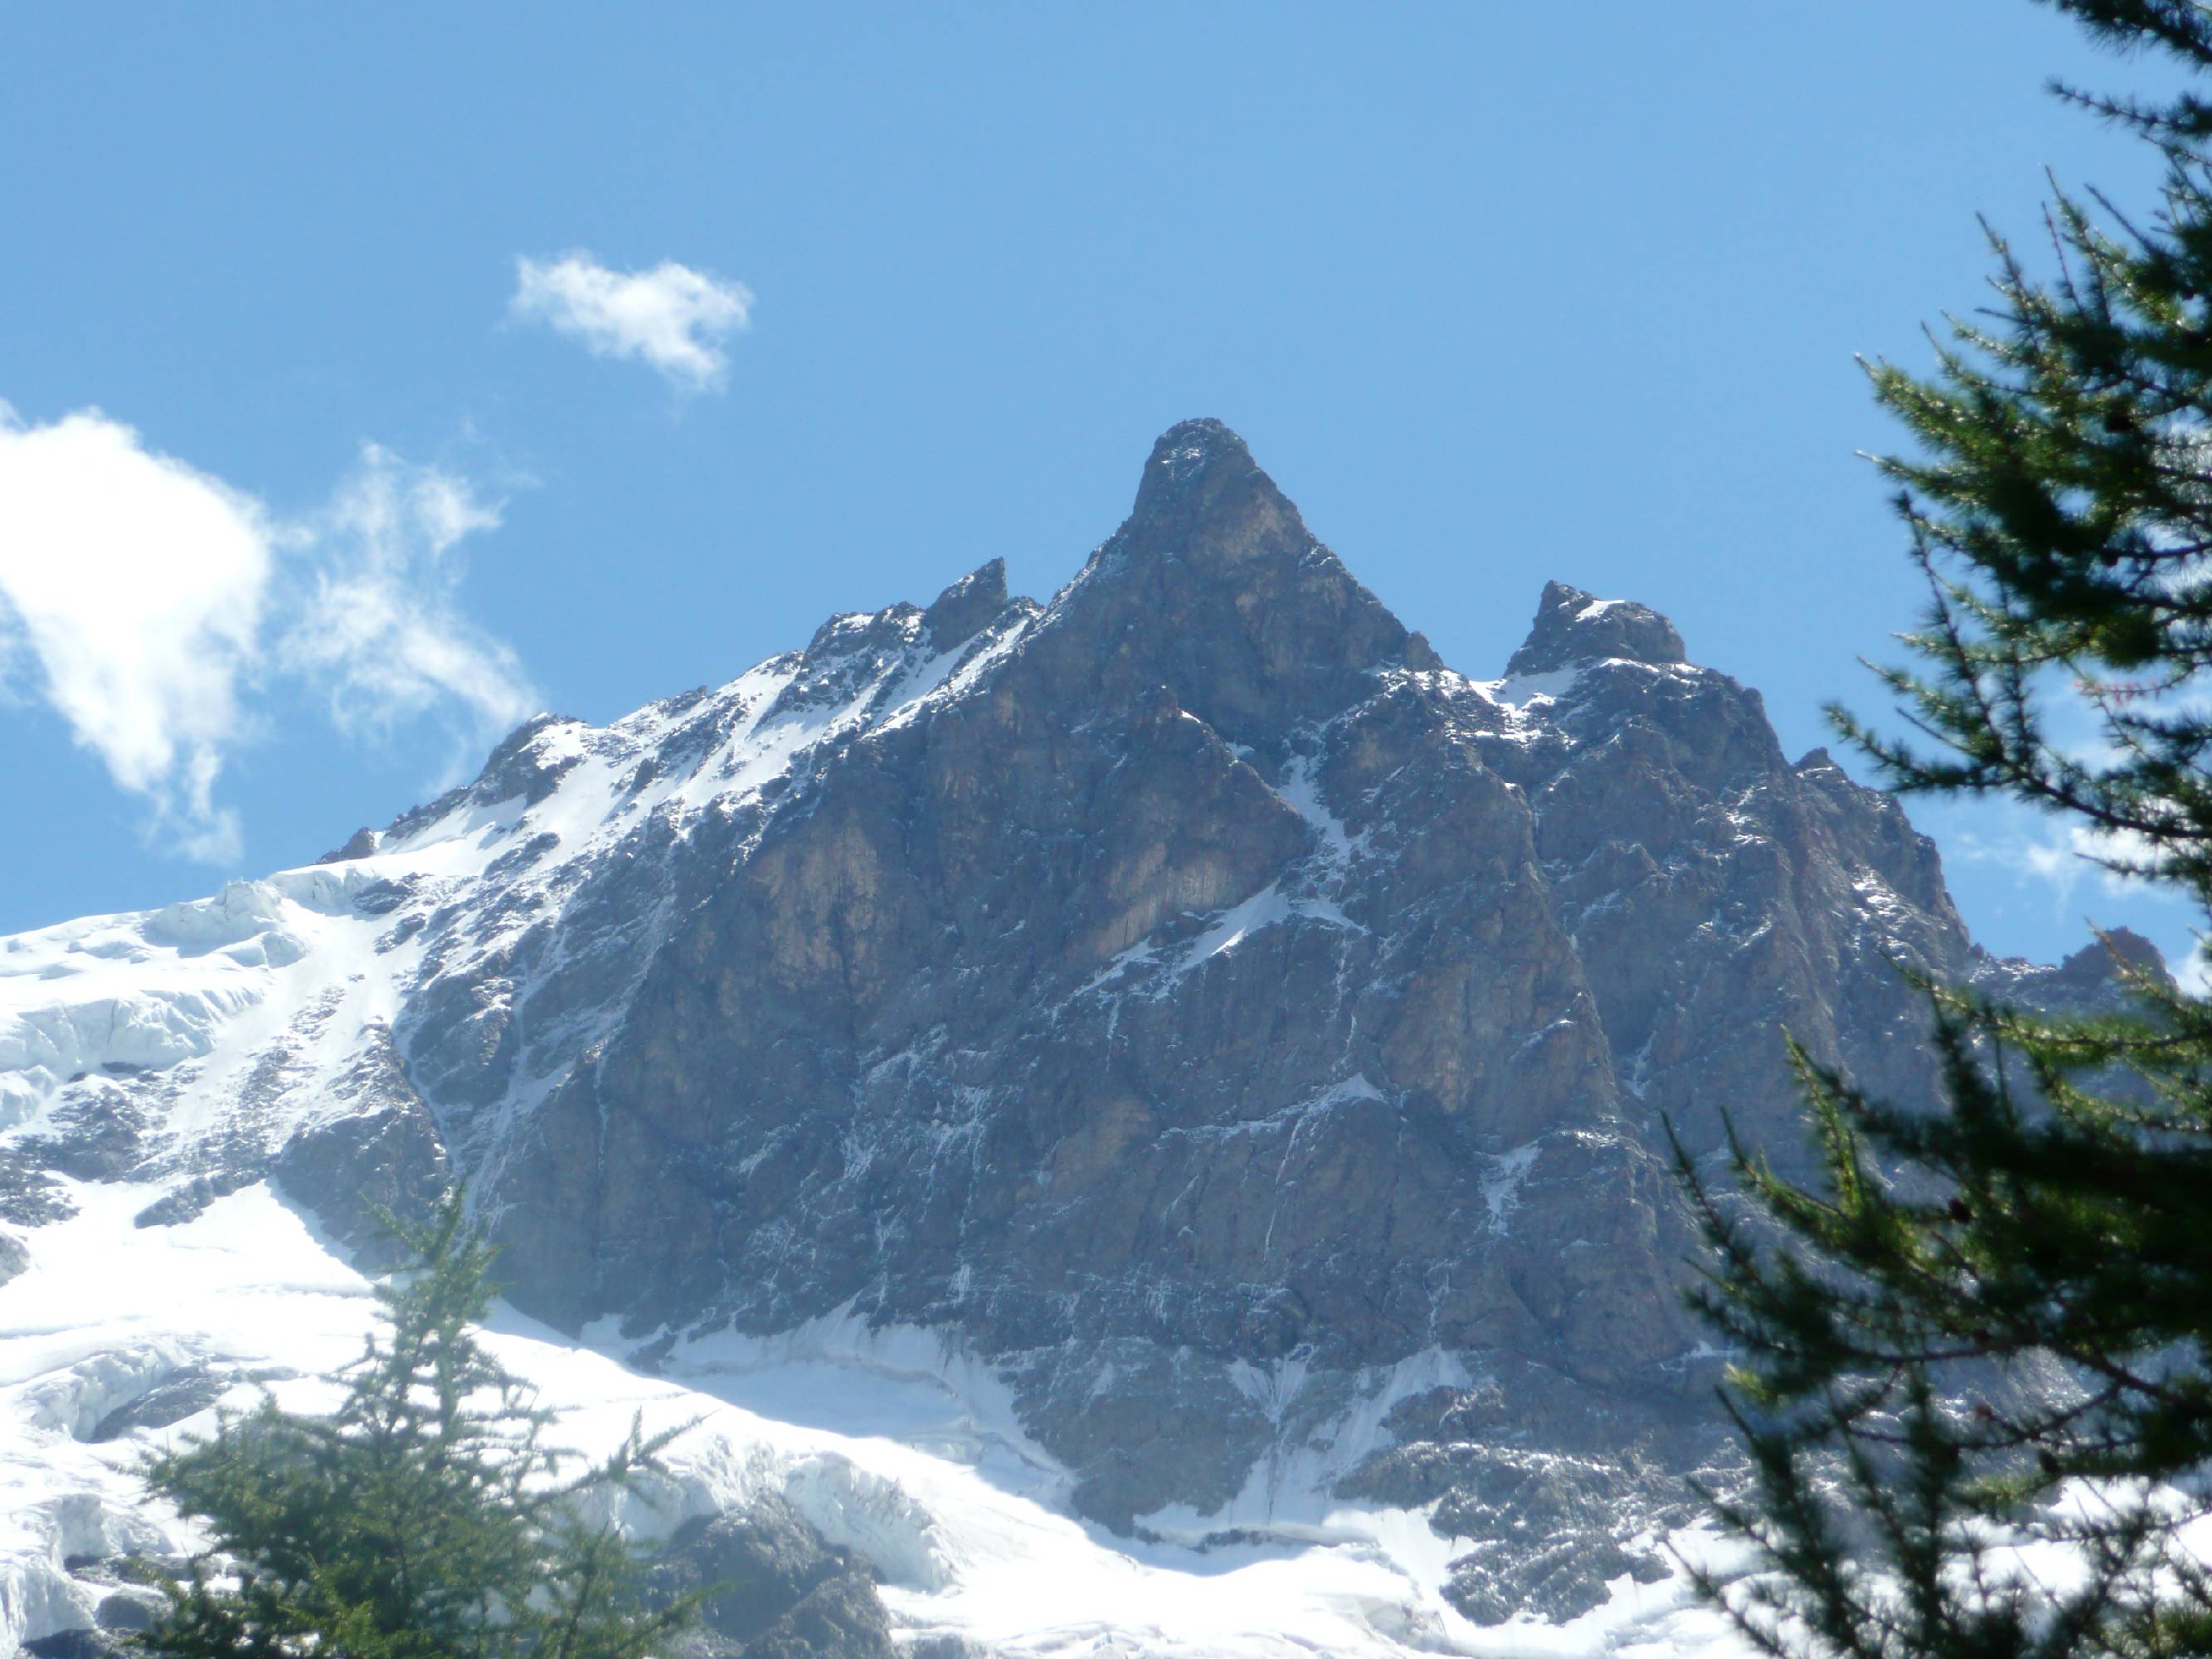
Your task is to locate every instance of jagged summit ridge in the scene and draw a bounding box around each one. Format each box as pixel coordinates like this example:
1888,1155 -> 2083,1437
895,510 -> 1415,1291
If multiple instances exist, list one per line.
1021,419 -> 1428,763
921,556 -> 1009,649
1505,577 -> 1688,676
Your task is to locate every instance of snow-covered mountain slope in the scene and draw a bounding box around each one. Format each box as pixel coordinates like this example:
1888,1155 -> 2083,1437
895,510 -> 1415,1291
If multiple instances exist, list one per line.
0,421 -> 2152,1655
0,581 -> 1036,1194
0,1180 -> 1757,1657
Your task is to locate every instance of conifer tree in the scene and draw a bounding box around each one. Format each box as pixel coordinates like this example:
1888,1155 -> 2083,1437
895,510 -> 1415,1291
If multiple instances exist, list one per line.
136,1196 -> 697,1659
1682,4 -> 2212,1656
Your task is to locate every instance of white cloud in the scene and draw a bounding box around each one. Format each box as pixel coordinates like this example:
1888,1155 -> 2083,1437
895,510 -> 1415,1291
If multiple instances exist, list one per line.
0,411 -> 271,860
284,445 -> 532,746
1950,812 -> 2170,906
0,406 -> 533,863
510,253 -> 752,391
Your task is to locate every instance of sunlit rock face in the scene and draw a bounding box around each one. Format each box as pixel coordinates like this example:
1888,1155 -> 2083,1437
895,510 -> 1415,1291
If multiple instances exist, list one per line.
0,420 -> 2156,1638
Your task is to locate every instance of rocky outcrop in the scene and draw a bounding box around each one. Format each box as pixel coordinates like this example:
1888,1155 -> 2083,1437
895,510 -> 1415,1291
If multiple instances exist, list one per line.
271,1031 -> 450,1259
653,1498 -> 897,1659
1504,580 -> 1686,675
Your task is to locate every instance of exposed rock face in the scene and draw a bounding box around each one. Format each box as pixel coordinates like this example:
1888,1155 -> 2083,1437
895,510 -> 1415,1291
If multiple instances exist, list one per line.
432,422 -> 2103,1602
1504,580 -> 1686,675
481,423 -> 1699,1539
0,419 -> 2158,1628
270,1052 -> 449,1258
87,1368 -> 229,1442
653,1498 -> 897,1659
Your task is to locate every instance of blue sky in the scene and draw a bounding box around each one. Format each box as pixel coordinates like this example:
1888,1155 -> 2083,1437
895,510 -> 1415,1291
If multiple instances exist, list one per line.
0,2 -> 2198,971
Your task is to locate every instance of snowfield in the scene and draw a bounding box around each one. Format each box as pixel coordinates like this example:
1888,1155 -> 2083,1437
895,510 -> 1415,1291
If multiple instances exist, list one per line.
0,1180 -> 1748,1657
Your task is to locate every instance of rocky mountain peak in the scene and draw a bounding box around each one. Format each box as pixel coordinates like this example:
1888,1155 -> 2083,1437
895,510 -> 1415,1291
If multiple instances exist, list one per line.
1028,421 -> 1420,757
2055,926 -> 2171,989
921,557 -> 1009,649
1505,578 -> 1688,675
1125,417 -> 1300,558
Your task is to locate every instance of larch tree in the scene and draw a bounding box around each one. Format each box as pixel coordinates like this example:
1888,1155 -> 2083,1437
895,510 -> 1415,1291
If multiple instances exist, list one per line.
135,1196 -> 698,1659
1682,4 -> 2212,1657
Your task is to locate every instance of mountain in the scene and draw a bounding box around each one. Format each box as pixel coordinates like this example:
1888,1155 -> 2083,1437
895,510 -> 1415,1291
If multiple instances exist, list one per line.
0,421 -> 2151,1656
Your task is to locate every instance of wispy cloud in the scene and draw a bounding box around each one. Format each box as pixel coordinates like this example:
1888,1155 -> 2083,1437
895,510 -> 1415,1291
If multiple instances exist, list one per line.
0,406 -> 533,863
1949,821 -> 2087,902
1947,817 -> 2133,913
284,445 -> 531,746
510,253 -> 752,391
